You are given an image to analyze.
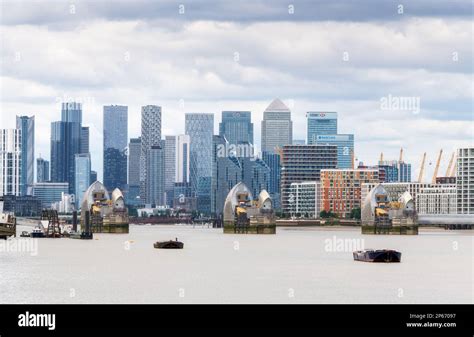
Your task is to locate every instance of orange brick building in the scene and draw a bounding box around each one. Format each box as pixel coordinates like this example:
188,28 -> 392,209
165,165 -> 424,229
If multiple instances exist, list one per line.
321,169 -> 379,218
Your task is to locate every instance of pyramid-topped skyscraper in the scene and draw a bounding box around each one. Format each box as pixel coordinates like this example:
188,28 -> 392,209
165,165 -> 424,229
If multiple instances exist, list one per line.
261,98 -> 293,153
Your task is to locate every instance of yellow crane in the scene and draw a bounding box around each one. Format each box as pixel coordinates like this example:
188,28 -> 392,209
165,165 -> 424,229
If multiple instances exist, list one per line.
432,149 -> 443,184
399,148 -> 403,162
445,152 -> 455,177
418,152 -> 426,183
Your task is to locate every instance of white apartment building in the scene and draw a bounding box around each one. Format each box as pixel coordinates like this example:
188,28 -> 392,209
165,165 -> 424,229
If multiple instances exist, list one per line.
0,129 -> 22,196
457,147 -> 473,214
288,181 -> 320,218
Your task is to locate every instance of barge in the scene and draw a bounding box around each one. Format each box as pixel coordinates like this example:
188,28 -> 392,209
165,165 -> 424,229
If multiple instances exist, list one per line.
353,249 -> 401,263
154,239 -> 184,249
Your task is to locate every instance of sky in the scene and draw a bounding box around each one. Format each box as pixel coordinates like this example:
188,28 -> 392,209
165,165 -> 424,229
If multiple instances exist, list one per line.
0,0 -> 472,182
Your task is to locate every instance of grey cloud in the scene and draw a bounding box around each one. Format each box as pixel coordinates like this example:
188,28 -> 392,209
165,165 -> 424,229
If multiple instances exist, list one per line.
1,0 -> 472,26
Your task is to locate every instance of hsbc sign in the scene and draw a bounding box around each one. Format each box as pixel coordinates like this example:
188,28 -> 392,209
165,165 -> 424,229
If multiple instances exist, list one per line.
307,112 -> 337,119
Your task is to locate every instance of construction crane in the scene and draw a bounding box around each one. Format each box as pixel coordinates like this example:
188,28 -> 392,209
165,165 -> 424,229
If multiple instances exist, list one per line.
432,149 -> 443,184
418,152 -> 426,183
399,148 -> 403,162
445,152 -> 455,177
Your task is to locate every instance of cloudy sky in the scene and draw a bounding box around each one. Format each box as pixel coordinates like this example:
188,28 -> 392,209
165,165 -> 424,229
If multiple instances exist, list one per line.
1,0 -> 472,182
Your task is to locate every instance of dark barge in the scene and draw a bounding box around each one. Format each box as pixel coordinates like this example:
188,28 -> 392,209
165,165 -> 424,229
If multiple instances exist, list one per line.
353,249 -> 401,263
154,239 -> 184,249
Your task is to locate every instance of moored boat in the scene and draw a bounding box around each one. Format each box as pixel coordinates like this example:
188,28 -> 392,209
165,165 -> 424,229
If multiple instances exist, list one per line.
0,212 -> 16,239
20,231 -> 30,237
154,238 -> 184,249
353,249 -> 401,263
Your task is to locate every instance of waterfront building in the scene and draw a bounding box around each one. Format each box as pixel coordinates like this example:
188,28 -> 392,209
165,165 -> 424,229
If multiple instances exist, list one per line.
128,137 -> 141,206
36,157 -> 49,183
185,113 -> 214,213
306,112 -> 337,144
33,182 -> 69,208
50,102 -> 83,194
74,153 -> 91,208
219,111 -> 253,145
140,105 -> 162,204
0,129 -> 22,197
280,144 -> 337,213
315,134 -> 354,169
0,195 -> 42,216
261,99 -> 292,153
103,105 -> 128,193
417,185 -> 457,215
457,147 -> 474,214
288,181 -> 320,218
320,169 -> 379,218
16,116 -> 34,195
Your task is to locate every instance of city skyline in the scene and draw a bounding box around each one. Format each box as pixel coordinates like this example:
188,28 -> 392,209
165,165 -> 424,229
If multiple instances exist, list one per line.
0,1 -> 471,182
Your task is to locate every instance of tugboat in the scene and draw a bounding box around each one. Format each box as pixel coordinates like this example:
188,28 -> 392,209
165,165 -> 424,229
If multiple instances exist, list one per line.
154,238 -> 184,249
353,249 -> 401,263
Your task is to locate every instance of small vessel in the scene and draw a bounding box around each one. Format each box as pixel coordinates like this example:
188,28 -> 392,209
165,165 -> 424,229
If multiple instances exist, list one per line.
30,226 -> 46,238
154,238 -> 184,249
69,231 -> 93,240
353,249 -> 401,263
20,231 -> 30,238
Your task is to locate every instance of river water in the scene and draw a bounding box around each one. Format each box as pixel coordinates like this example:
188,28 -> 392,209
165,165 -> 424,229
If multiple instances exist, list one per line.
0,224 -> 472,304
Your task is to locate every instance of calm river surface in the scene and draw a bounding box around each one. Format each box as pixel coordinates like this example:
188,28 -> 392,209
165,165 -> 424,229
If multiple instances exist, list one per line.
1,224 -> 472,304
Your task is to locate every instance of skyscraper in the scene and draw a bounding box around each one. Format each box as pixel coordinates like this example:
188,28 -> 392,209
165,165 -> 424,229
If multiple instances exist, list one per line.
36,157 -> 50,183
80,126 -> 89,154
315,134 -> 354,169
164,135 -> 176,206
175,134 -> 190,184
148,143 -> 165,206
128,137 -> 141,205
74,153 -> 91,208
0,129 -> 22,196
211,135 -> 270,216
219,111 -> 253,145
261,99 -> 292,153
185,113 -> 214,213
307,112 -> 338,144
140,105 -> 162,204
103,105 -> 128,193
50,102 -> 82,194
16,116 -> 34,195
280,144 -> 338,213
